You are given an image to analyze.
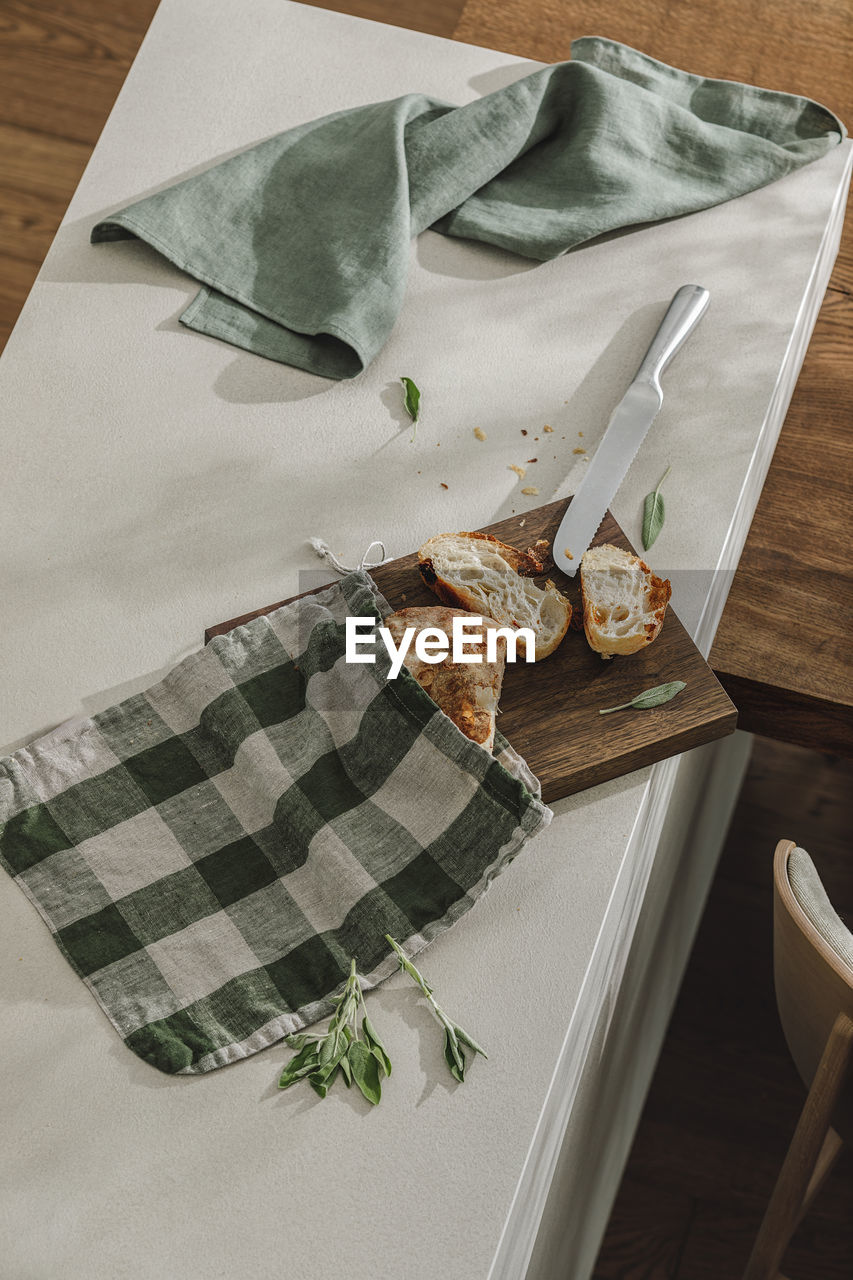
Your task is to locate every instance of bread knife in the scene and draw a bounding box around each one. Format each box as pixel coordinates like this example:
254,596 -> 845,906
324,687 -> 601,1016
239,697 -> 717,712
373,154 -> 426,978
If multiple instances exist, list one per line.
554,284 -> 710,576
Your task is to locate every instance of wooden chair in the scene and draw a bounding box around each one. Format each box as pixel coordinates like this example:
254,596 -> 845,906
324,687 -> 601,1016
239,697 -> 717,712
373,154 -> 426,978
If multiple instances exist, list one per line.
743,838 -> 853,1280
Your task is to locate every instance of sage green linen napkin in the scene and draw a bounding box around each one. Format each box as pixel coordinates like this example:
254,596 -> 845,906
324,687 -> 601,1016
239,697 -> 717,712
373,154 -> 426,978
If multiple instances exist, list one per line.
90,37 -> 844,378
0,573 -> 550,1074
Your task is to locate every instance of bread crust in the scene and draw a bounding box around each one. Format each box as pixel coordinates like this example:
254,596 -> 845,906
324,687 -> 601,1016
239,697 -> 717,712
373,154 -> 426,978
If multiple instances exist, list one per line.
383,606 -> 505,752
417,533 -> 571,660
420,531 -> 546,578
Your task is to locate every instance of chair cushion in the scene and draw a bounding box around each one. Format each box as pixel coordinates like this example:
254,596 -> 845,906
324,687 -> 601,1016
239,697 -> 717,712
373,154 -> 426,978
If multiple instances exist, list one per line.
788,846 -> 853,975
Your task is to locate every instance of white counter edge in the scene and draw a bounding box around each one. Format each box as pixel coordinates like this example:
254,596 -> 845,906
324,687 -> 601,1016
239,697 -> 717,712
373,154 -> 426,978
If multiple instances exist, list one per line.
489,140 -> 853,1280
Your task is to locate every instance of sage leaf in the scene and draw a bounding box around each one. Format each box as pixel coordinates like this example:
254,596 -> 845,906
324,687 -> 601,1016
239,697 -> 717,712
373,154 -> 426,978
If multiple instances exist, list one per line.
281,1040 -> 318,1072
315,1048 -> 346,1084
445,1024 -> 463,1064
284,1032 -> 311,1050
368,1046 -> 389,1078
599,680 -> 687,715
362,1015 -> 392,1075
340,1054 -> 352,1087
278,1060 -> 322,1088
361,1014 -> 384,1050
444,1030 -> 465,1083
278,1043 -> 321,1088
642,465 -> 670,551
642,489 -> 665,551
347,1040 -> 370,1075
308,1074 -> 331,1099
454,1025 -> 488,1060
400,376 -> 420,425
278,1069 -> 308,1090
348,1040 -> 382,1106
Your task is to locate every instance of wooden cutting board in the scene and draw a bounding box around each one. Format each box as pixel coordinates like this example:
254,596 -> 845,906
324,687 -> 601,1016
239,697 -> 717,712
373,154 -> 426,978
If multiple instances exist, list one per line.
206,499 -> 737,803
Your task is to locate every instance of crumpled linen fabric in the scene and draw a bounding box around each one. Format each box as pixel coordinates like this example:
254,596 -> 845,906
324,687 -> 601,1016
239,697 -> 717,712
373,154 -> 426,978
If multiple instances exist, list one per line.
91,37 -> 844,378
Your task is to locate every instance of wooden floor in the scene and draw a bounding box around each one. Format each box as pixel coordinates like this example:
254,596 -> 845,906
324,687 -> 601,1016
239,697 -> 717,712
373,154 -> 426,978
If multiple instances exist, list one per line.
2,3 -> 851,1277
593,736 -> 853,1280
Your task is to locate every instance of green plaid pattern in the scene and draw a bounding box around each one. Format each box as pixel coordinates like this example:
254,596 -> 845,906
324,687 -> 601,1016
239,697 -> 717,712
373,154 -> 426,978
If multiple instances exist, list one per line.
0,573 -> 551,1074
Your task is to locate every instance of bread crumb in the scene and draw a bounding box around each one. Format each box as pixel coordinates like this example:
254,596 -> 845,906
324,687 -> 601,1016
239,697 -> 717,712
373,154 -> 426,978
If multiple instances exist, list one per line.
401,593 -> 407,601
440,482 -> 448,489
534,436 -> 539,441
526,457 -> 537,463
473,427 -> 487,441
509,464 -> 526,479
564,548 -> 573,560
519,518 -> 526,526
521,486 -> 539,496
543,424 -> 553,433
578,431 -> 583,437
521,429 -> 528,436
573,447 -> 586,454
436,442 -> 440,447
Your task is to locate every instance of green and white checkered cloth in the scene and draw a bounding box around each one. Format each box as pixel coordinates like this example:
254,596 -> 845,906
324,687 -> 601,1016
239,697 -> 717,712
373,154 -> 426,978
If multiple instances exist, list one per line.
0,573 -> 551,1074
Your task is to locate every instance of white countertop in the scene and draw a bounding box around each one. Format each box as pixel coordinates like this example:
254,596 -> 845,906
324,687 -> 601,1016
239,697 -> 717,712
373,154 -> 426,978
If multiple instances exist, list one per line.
1,3 -> 850,1277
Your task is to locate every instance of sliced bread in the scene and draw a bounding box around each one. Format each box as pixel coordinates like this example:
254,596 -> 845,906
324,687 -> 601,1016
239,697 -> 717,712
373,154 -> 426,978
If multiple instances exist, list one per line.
417,532 -> 572,660
383,605 -> 505,752
580,544 -> 672,658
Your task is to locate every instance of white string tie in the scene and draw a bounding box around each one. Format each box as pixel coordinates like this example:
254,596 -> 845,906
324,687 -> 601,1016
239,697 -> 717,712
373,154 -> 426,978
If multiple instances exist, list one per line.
309,537 -> 391,576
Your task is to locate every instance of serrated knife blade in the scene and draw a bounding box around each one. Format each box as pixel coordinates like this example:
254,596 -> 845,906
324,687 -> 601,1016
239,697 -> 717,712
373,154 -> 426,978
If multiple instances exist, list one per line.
554,284 -> 710,576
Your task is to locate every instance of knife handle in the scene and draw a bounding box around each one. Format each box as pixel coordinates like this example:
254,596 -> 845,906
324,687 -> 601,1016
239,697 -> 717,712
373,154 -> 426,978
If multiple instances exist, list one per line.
634,284 -> 710,391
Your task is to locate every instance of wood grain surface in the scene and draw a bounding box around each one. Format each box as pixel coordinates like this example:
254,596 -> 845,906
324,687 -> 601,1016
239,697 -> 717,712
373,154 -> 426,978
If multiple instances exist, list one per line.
0,0 -> 160,335
206,500 -> 737,804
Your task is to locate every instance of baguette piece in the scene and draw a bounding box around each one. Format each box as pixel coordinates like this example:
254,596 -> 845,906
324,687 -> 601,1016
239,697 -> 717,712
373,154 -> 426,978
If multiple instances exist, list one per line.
384,606 -> 506,752
418,532 -> 571,660
580,544 -> 672,658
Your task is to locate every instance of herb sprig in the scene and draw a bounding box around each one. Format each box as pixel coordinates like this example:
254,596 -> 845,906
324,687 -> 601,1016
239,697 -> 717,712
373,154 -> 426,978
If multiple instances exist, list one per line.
278,939 -> 488,1103
278,958 -> 391,1104
599,680 -> 686,715
386,934 -> 488,1082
